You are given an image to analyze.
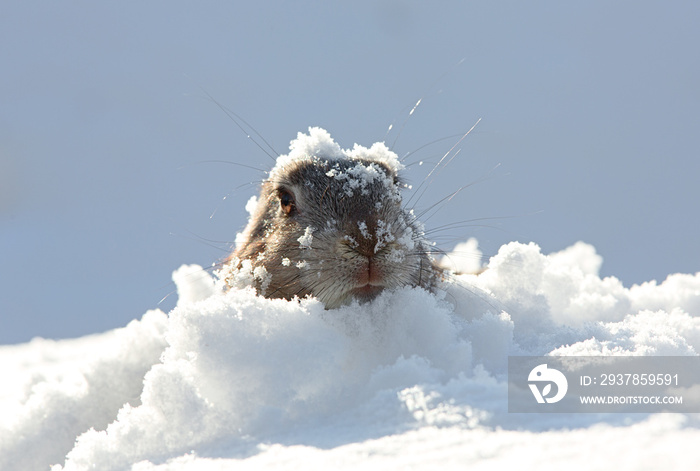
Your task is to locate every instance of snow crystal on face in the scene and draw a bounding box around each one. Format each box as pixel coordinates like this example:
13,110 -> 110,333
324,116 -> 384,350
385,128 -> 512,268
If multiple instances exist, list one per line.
387,247 -> 405,263
253,266 -> 271,293
343,235 -> 358,250
297,226 -> 314,248
326,161 -> 397,198
374,219 -> 395,253
218,258 -> 271,295
357,221 -> 370,239
394,215 -> 417,251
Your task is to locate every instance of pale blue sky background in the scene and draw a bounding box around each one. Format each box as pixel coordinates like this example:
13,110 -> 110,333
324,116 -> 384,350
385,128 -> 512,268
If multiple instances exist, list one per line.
1,1 -> 699,344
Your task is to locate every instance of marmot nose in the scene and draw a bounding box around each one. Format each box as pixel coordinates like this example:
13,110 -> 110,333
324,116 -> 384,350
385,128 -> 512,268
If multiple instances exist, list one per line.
355,256 -> 383,286
354,238 -> 376,259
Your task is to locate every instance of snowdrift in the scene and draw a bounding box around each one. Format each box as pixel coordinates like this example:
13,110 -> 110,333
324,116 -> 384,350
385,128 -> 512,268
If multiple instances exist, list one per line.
1,241 -> 700,470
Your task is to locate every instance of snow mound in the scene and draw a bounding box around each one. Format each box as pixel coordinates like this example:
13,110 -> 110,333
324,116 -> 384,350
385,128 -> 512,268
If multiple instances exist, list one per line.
439,237 -> 483,274
0,311 -> 169,471
1,241 -> 699,470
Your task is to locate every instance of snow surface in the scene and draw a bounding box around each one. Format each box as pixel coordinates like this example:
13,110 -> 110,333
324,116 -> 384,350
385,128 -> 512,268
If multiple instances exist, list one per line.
1,241 -> 700,470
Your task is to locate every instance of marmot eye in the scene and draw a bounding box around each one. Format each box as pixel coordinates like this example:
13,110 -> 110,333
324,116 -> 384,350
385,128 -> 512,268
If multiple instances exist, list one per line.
279,190 -> 296,215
